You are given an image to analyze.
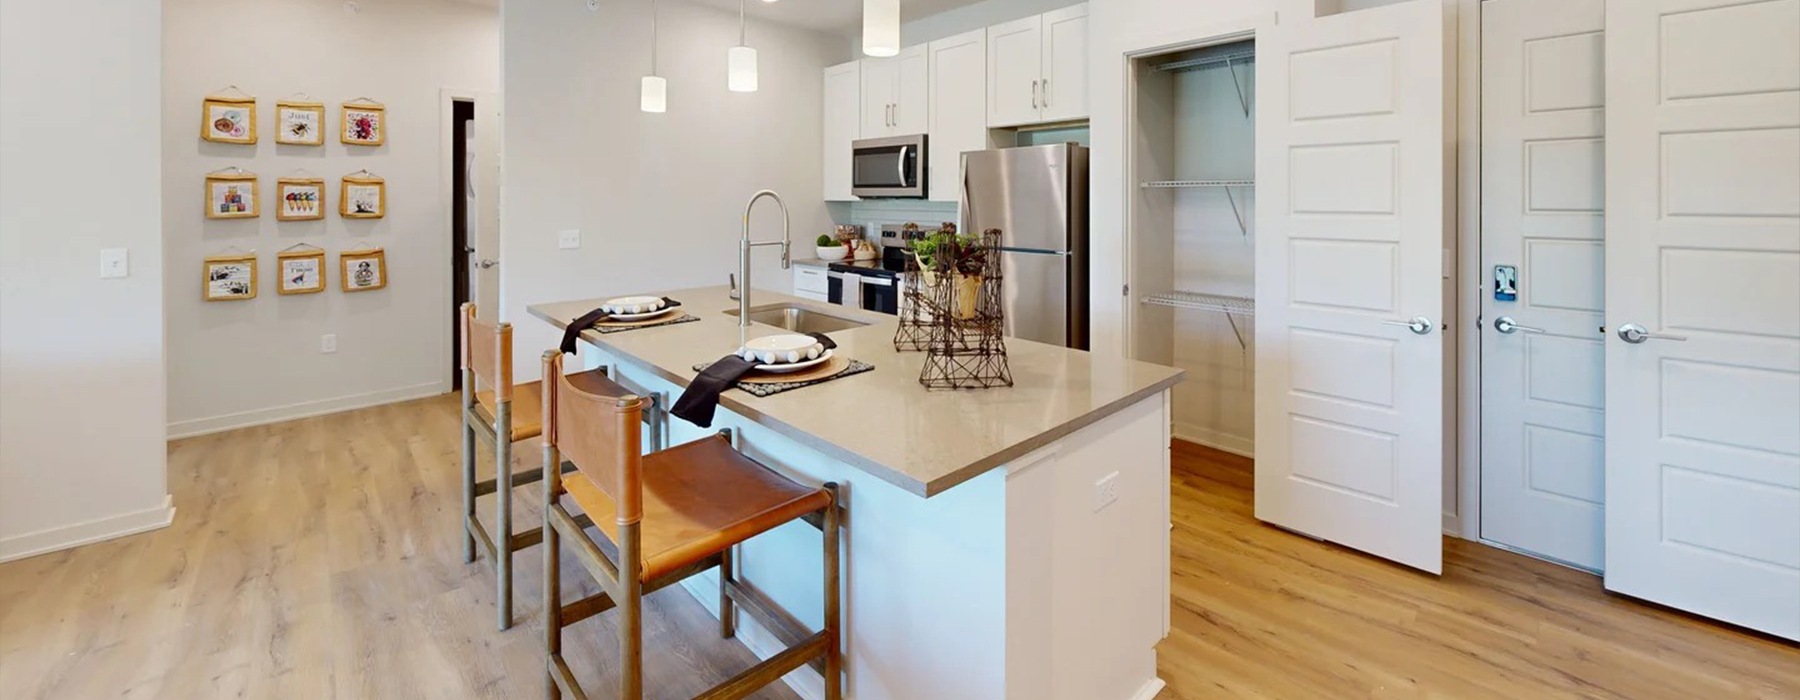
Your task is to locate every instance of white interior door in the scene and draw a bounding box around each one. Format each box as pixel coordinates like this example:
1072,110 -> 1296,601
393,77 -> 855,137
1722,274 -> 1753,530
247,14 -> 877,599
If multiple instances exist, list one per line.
1602,0 -> 1800,641
473,91 -> 501,317
1254,0 -> 1454,574
1479,0 -> 1607,572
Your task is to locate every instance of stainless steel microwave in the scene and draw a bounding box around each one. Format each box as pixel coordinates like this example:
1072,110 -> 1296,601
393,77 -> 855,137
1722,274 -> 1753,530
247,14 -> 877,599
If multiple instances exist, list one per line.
851,134 -> 928,199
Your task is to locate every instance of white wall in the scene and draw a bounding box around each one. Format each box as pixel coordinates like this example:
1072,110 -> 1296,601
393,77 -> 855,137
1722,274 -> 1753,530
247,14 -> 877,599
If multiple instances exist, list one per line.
0,0 -> 173,561
162,0 -> 499,437
502,0 -> 841,381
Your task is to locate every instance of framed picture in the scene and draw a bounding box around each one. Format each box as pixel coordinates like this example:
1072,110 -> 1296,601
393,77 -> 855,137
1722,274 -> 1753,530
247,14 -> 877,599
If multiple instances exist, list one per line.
204,253 -> 258,301
276,177 -> 326,221
340,248 -> 388,292
340,100 -> 386,146
202,95 -> 257,144
340,173 -> 385,219
205,171 -> 260,219
277,246 -> 326,295
275,100 -> 325,146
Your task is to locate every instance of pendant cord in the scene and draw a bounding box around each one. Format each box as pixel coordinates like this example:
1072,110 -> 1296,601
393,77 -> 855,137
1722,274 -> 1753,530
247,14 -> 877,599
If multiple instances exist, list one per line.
650,0 -> 659,75
738,0 -> 746,46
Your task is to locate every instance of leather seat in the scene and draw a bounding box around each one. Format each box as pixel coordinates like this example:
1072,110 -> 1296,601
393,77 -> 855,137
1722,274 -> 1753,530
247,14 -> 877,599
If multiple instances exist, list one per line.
561,433 -> 833,582
475,368 -> 622,442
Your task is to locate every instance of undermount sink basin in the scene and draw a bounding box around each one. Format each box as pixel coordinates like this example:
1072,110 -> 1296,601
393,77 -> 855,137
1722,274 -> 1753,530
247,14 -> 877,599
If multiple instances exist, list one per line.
724,303 -> 870,335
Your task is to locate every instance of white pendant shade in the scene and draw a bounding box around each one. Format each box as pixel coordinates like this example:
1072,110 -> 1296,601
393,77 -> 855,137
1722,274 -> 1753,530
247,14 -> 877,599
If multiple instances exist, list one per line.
862,0 -> 899,57
728,45 -> 758,92
640,75 -> 667,113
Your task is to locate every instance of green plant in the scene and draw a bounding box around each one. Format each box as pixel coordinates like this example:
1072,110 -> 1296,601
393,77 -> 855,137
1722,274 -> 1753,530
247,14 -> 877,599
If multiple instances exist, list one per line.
907,223 -> 986,275
816,234 -> 837,247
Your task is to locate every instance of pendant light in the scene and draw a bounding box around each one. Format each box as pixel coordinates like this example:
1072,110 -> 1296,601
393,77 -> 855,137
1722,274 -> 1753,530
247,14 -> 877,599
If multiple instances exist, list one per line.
728,0 -> 758,92
862,0 -> 899,57
641,0 -> 667,113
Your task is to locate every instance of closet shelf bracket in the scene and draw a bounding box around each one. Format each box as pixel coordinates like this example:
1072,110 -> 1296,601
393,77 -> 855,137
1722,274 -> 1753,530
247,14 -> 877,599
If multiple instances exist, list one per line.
1141,291 -> 1254,351
1226,58 -> 1251,117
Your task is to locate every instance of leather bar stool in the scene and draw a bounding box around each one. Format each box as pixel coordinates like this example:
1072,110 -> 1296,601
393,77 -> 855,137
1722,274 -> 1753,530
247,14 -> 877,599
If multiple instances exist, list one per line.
539,350 -> 842,700
459,303 -> 663,630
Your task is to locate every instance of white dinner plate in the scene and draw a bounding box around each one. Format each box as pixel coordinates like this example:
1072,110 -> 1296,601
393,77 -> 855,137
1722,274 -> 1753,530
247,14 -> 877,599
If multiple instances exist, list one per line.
606,304 -> 680,322
752,349 -> 833,374
600,295 -> 667,315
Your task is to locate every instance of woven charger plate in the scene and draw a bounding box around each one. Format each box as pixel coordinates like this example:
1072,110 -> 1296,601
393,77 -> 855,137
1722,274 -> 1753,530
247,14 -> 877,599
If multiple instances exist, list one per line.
594,307 -> 684,328
737,354 -> 852,384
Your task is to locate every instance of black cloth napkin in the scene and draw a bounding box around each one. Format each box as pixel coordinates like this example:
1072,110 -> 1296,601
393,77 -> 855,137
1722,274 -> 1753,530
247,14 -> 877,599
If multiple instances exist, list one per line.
559,297 -> 680,354
671,332 -> 837,428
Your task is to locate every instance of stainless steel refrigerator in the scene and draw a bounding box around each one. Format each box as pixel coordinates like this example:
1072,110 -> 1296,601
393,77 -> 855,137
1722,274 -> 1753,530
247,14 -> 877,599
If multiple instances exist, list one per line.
959,143 -> 1090,349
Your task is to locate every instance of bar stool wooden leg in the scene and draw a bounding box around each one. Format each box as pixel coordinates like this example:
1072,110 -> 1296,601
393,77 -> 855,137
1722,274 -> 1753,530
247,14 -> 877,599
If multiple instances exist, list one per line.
823,483 -> 843,700
496,403 -> 515,631
719,546 -> 737,639
460,372 -> 478,565
620,522 -> 645,700
542,437 -> 563,700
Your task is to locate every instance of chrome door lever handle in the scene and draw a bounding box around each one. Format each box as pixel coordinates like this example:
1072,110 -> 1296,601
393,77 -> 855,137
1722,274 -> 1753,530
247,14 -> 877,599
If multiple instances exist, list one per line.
476,259 -> 498,269
1382,317 -> 1434,335
1616,323 -> 1686,344
1493,316 -> 1544,334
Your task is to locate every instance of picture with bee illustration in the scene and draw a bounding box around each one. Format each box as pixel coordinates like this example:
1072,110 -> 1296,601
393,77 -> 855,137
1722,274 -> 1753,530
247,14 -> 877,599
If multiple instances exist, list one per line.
276,101 -> 325,146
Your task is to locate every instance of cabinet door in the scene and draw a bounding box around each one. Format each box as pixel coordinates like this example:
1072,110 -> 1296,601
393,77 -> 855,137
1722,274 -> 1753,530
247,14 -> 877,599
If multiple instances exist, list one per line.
861,57 -> 899,137
894,44 -> 930,134
986,15 -> 1042,127
1039,3 -> 1088,122
823,61 -> 861,201
928,29 -> 987,203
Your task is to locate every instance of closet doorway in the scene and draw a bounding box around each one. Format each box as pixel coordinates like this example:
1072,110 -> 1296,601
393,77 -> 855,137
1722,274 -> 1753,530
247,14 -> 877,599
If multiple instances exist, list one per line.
1126,0 -> 1457,575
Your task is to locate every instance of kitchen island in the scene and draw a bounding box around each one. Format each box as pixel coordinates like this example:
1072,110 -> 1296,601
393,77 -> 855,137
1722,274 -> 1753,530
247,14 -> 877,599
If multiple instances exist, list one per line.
529,286 -> 1182,700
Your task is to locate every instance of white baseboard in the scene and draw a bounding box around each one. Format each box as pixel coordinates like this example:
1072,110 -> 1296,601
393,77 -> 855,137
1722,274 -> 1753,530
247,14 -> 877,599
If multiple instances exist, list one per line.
1172,422 -> 1254,458
167,381 -> 446,439
0,495 -> 175,563
678,573 -> 825,700
1129,678 -> 1168,700
1442,512 -> 1462,538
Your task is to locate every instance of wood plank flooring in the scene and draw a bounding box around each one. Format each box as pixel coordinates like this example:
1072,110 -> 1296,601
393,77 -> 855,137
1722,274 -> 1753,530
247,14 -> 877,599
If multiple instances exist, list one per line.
1156,440 -> 1800,700
1,396 -> 1794,699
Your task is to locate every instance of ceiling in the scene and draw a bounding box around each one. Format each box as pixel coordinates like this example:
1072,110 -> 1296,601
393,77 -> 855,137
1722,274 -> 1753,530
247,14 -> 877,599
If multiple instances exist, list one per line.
441,0 -> 980,34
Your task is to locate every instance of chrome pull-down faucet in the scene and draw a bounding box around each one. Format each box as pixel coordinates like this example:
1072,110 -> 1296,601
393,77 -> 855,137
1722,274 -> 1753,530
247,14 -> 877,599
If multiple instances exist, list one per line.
738,190 -> 790,348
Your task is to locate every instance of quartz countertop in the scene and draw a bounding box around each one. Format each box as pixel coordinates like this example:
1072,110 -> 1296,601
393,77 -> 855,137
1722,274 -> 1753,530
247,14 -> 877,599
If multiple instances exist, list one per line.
528,286 -> 1184,497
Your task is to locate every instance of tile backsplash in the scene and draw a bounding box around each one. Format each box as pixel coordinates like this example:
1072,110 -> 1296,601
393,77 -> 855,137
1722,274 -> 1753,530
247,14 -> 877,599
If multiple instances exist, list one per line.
827,199 -> 959,242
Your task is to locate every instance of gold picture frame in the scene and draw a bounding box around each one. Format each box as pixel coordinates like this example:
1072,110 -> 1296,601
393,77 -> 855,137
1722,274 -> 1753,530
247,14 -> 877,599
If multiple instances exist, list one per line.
340,173 -> 386,219
340,248 -> 388,292
340,99 -> 386,146
204,253 -> 258,301
275,100 -> 326,146
205,170 -> 261,219
277,246 -> 327,295
202,95 -> 257,144
276,177 -> 326,221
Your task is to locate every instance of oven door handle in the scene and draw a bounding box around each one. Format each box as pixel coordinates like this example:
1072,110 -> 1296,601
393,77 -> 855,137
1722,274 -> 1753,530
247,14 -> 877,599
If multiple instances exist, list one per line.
858,275 -> 894,287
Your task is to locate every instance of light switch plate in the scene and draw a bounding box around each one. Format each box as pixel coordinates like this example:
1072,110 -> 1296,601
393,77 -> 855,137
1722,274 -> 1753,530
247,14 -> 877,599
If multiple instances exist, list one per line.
321,334 -> 338,353
557,229 -> 581,250
1094,471 -> 1121,512
100,248 -> 129,279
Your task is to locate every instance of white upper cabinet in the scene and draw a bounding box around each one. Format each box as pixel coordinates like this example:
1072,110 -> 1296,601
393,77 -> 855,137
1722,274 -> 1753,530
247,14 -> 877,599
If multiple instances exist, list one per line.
863,44 -> 930,137
823,60 -> 861,201
928,29 -> 988,203
987,3 -> 1088,127
1040,4 -> 1089,122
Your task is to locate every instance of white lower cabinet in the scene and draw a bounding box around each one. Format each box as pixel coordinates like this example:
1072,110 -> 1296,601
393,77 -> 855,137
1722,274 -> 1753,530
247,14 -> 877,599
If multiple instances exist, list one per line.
794,265 -> 829,302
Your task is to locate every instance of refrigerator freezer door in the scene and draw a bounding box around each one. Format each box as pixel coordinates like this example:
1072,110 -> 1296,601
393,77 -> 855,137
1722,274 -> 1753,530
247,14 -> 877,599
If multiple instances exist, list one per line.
961,145 -> 1072,252
1000,250 -> 1070,347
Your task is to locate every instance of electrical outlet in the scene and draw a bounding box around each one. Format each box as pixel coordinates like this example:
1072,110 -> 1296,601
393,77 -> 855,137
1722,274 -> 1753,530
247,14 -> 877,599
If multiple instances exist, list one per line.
1094,471 -> 1120,512
558,229 -> 581,250
321,334 -> 338,353
99,248 -> 129,279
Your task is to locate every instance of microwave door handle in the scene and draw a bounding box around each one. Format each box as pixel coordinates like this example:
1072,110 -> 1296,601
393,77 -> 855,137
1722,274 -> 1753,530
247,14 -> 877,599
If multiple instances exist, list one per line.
895,146 -> 910,186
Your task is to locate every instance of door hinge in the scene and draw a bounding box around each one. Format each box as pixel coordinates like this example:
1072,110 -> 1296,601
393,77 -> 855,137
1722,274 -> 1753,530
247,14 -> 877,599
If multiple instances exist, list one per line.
1122,284 -> 1130,296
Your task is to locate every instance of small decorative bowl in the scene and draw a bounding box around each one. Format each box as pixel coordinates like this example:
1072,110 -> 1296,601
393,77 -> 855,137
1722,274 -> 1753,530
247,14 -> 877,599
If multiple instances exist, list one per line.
816,245 -> 849,261
600,296 -> 664,315
740,334 -> 825,365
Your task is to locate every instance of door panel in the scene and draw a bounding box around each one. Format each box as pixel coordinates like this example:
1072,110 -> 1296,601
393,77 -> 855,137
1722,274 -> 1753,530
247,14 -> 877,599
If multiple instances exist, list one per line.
928,30 -> 986,204
861,58 -> 897,137
473,91 -> 501,318
986,15 -> 1041,127
823,61 -> 861,201
895,44 -> 929,134
1254,0 -> 1453,574
1604,0 -> 1800,641
1039,3 -> 1087,122
1479,0 -> 1607,571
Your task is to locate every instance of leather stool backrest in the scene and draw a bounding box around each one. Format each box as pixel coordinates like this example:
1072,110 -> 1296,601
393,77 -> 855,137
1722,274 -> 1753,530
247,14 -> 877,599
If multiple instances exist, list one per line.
543,351 -> 645,525
461,303 -> 513,401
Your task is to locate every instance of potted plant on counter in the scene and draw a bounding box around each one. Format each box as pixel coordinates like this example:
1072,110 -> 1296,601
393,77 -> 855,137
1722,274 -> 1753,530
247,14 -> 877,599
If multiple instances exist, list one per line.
907,222 -> 986,320
816,234 -> 848,261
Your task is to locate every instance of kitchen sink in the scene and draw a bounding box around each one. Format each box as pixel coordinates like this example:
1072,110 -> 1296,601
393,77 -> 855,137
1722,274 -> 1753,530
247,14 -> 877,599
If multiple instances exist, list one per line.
724,304 -> 870,335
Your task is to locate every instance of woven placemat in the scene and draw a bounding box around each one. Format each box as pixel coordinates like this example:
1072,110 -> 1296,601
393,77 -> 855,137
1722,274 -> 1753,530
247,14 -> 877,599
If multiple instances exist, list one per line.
592,312 -> 701,334
691,357 -> 876,398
